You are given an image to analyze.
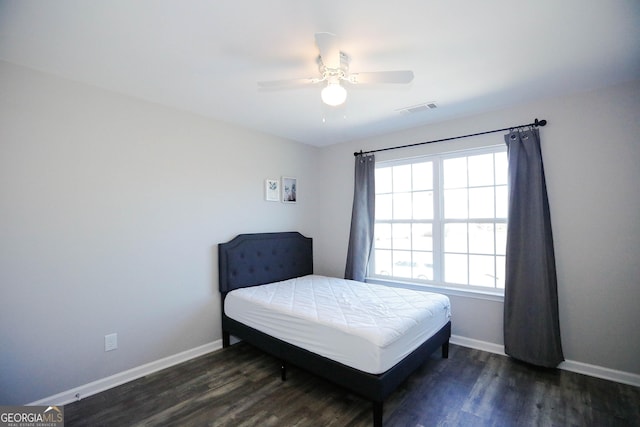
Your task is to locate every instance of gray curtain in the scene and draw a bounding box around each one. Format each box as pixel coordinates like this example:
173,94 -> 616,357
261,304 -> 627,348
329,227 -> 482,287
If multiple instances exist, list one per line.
345,154 -> 375,281
504,128 -> 564,367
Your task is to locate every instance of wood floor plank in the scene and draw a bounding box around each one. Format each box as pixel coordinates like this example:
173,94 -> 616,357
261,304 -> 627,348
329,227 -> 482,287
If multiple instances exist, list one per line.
64,342 -> 640,426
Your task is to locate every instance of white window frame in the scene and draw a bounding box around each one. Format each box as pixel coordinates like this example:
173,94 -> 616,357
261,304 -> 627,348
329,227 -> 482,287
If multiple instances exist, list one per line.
369,144 -> 507,298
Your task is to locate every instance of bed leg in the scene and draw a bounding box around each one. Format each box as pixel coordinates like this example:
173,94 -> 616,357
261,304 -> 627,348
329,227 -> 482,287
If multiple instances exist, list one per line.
373,401 -> 383,427
222,331 -> 230,348
442,340 -> 449,359
281,361 -> 287,381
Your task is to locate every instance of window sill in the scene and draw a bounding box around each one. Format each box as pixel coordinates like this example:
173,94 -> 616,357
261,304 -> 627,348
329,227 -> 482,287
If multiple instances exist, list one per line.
365,277 -> 505,303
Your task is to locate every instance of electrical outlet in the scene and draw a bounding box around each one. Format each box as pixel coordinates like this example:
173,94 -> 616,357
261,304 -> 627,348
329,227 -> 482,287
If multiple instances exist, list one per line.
105,333 -> 118,352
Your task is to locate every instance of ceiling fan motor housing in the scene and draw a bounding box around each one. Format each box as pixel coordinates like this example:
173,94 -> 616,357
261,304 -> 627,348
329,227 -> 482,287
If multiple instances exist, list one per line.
317,51 -> 350,83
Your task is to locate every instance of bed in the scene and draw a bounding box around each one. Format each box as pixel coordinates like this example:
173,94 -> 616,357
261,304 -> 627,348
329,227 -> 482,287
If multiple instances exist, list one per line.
218,232 -> 451,426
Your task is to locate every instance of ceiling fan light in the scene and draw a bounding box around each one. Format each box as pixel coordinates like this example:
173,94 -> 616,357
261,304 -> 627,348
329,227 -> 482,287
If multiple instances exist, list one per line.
321,82 -> 347,106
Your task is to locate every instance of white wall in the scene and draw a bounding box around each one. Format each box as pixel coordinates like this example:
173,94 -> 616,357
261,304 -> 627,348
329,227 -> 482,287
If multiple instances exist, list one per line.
315,79 -> 640,377
0,61 -> 320,404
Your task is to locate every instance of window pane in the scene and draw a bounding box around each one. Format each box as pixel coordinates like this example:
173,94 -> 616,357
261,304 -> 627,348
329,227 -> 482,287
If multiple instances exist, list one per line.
444,223 -> 467,253
375,167 -> 392,194
374,223 -> 391,249
393,165 -> 412,192
495,152 -> 508,185
413,251 -> 433,280
392,250 -> 412,278
496,185 -> 508,218
412,223 -> 432,251
443,157 -> 467,189
496,255 -> 506,288
469,254 -> 495,287
392,223 -> 411,250
444,188 -> 468,219
445,254 -> 468,284
376,193 -> 392,220
375,249 -> 392,276
496,223 -> 507,255
469,187 -> 494,218
413,191 -> 433,219
468,153 -> 494,187
469,223 -> 494,255
412,161 -> 432,191
393,193 -> 412,219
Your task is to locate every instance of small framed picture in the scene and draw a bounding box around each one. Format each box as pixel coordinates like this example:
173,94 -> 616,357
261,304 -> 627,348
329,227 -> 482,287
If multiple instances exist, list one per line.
281,176 -> 297,203
265,178 -> 279,201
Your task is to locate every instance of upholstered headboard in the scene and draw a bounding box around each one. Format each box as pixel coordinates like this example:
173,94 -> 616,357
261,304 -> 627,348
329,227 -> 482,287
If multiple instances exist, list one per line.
218,232 -> 313,294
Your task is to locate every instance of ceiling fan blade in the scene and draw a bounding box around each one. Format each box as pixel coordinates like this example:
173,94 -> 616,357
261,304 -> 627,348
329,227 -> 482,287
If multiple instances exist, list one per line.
314,32 -> 341,69
346,70 -> 414,85
257,77 -> 320,89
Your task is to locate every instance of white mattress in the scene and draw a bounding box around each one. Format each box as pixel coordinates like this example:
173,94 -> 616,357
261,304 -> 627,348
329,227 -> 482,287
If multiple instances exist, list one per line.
224,275 -> 451,374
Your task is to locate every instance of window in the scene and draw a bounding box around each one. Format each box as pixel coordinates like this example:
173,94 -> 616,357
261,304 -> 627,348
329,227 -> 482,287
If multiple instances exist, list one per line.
371,145 -> 508,293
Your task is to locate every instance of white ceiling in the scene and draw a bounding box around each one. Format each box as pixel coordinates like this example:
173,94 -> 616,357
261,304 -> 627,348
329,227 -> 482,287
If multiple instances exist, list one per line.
1,1 -> 639,147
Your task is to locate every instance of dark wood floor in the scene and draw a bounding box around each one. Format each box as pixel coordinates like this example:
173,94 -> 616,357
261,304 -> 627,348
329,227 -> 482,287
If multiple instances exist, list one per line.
64,342 -> 640,426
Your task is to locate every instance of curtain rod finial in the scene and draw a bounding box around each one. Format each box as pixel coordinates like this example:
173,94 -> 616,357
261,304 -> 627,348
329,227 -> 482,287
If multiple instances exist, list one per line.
535,118 -> 547,127
354,150 -> 363,157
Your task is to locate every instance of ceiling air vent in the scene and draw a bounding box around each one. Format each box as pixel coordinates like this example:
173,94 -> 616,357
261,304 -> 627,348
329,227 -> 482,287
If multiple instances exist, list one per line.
397,102 -> 438,115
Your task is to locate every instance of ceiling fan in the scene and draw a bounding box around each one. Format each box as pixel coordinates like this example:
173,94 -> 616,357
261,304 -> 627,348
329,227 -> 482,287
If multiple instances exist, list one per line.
258,33 -> 414,106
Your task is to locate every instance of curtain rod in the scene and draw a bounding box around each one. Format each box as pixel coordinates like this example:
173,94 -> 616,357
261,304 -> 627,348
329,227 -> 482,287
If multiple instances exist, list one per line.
353,118 -> 547,156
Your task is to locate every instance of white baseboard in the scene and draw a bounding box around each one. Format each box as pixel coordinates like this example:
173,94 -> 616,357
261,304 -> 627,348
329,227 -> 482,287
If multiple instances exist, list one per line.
30,335 -> 639,406
29,340 -> 223,406
450,334 -> 507,356
559,360 -> 640,388
450,334 -> 640,388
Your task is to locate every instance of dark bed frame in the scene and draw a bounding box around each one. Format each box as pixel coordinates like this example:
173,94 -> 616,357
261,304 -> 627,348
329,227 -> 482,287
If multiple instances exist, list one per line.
218,232 -> 451,427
